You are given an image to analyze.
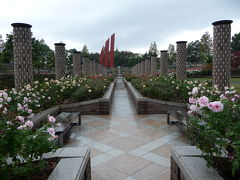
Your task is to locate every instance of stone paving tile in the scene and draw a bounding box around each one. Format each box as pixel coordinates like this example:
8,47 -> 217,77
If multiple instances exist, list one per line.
132,163 -> 168,180
84,129 -> 116,140
65,78 -> 190,180
142,152 -> 170,167
83,120 -> 108,128
108,137 -> 145,151
104,154 -> 152,175
91,153 -> 114,167
92,172 -> 107,180
99,134 -> 123,144
93,164 -> 127,180
160,168 -> 171,180
90,147 -> 104,157
151,144 -> 172,158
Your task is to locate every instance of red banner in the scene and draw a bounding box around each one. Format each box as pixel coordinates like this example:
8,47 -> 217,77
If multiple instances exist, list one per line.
105,39 -> 109,67
110,33 -> 115,67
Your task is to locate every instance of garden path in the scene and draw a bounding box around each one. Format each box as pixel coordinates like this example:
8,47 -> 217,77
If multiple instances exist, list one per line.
66,78 -> 190,180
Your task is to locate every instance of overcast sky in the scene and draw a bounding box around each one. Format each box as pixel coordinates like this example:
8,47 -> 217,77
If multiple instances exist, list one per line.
0,0 -> 240,54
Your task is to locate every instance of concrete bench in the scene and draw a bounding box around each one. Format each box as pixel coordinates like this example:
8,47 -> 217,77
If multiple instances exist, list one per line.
167,110 -> 188,127
55,112 -> 81,147
47,147 -> 91,180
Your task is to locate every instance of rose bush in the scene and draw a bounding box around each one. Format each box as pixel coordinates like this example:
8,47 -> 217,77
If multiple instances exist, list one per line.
125,74 -> 211,103
187,85 -> 240,176
0,89 -> 58,178
0,75 -> 114,179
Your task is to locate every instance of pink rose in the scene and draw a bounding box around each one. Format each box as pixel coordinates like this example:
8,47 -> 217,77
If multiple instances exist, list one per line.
189,104 -> 198,112
189,97 -> 196,104
48,116 -> 56,123
197,96 -> 209,107
16,116 -> 25,123
47,128 -> 55,136
48,135 -> 58,142
25,120 -> 33,129
207,101 -> 224,112
220,94 -> 227,100
192,87 -> 198,95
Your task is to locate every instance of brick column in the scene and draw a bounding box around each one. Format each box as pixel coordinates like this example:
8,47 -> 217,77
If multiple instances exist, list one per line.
176,41 -> 187,79
145,59 -> 150,75
73,51 -> 81,77
54,43 -> 66,79
90,60 -> 95,75
11,23 -> 33,89
160,50 -> 169,76
95,61 -> 98,74
82,57 -> 90,76
141,61 -> 145,75
150,56 -> 157,75
212,20 -> 233,89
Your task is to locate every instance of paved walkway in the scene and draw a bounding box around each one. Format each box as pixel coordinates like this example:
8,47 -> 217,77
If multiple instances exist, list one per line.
66,78 -> 190,180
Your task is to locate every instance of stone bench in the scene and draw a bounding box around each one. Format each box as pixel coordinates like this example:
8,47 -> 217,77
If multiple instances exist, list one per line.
47,147 -> 91,180
170,146 -> 223,180
167,110 -> 188,132
55,112 -> 81,147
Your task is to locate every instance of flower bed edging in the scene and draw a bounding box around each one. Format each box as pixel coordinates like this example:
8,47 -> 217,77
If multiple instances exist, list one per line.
123,78 -> 187,114
32,80 -> 116,129
170,146 -> 223,180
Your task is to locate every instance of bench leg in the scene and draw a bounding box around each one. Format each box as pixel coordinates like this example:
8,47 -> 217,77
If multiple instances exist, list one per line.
78,114 -> 81,125
167,112 -> 170,124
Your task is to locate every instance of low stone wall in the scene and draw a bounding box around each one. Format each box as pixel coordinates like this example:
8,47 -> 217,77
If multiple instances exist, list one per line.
32,80 -> 116,128
123,79 -> 187,114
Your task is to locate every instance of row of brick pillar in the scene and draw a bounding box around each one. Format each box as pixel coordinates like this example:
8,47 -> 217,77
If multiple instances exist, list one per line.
11,19 -> 232,90
131,20 -> 233,89
131,50 -> 168,76
11,23 -> 107,90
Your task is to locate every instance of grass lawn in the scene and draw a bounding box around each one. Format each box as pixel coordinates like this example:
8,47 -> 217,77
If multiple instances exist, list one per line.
190,77 -> 240,89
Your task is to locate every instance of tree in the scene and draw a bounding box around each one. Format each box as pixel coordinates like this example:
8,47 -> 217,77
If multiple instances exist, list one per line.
82,45 -> 89,57
32,38 -> 55,70
199,32 -> 213,64
0,33 -> 54,70
149,41 -> 158,56
231,32 -> 240,52
168,44 -> 176,65
0,34 -> 13,63
66,48 -> 77,66
0,35 -> 4,52
187,40 -> 201,65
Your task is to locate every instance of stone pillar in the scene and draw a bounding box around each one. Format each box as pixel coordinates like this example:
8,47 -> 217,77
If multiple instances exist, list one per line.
145,59 -> 150,75
95,61 -> 98,74
117,66 -> 121,77
98,63 -> 102,74
82,57 -> 90,76
90,60 -> 95,75
137,63 -> 140,75
54,43 -> 66,79
150,56 -> 157,75
11,23 -> 33,89
141,61 -> 145,75
176,41 -> 187,79
160,50 -> 169,76
73,52 -> 81,77
212,20 -> 233,89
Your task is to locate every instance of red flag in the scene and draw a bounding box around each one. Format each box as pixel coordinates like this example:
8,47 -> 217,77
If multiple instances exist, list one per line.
110,33 -> 115,67
105,39 -> 109,67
